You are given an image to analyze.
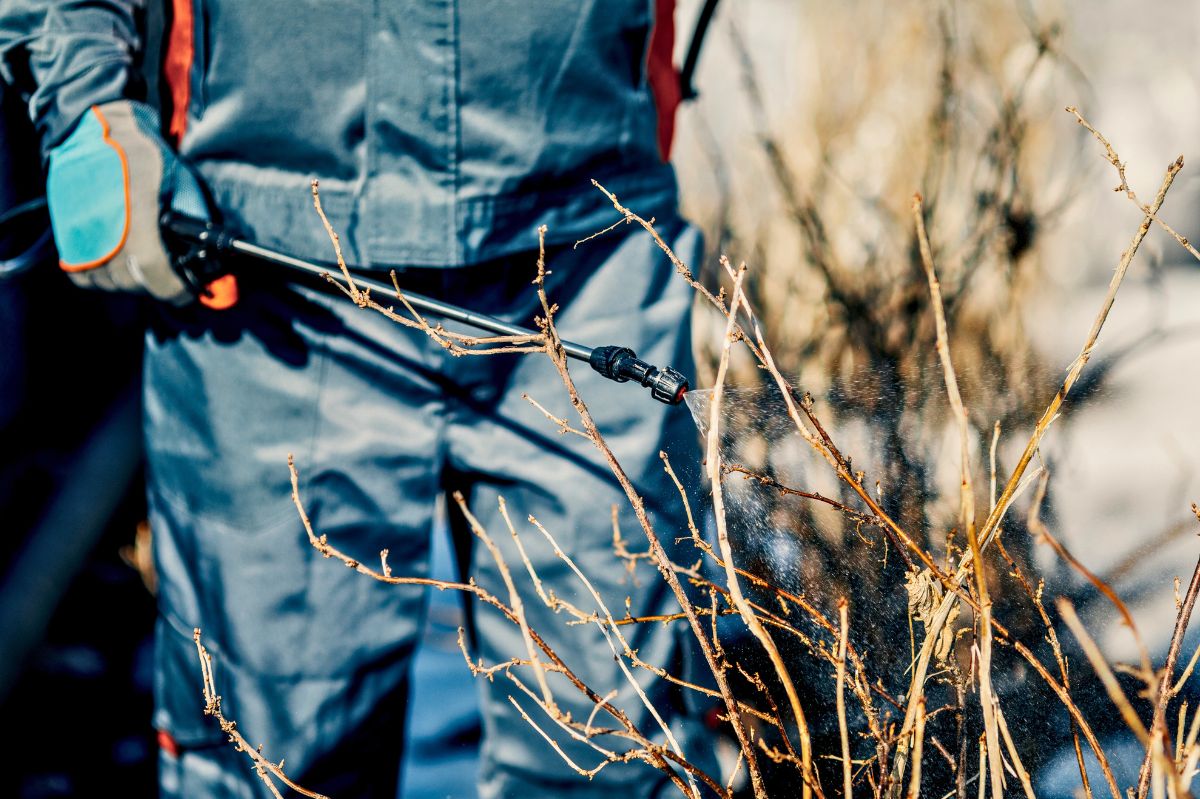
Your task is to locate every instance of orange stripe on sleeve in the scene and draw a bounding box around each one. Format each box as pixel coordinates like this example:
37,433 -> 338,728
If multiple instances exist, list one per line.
163,0 -> 195,146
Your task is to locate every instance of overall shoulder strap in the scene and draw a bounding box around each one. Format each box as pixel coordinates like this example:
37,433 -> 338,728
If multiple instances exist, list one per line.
679,0 -> 721,101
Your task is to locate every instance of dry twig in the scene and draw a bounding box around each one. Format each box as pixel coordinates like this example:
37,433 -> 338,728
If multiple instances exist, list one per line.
194,630 -> 329,799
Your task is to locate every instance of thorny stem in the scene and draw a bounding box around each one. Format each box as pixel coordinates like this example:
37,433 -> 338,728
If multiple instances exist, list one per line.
598,184 -> 994,793
723,464 -> 882,529
597,183 -> 948,587
838,599 -> 854,799
506,694 -> 614,779
298,196 -> 741,798
524,513 -> 692,775
194,630 -> 330,799
454,496 -> 555,712
726,568 -> 885,746
1136,540 -> 1200,799
503,671 -> 726,798
287,456 -> 718,796
1005,636 -> 1119,799
723,263 -> 949,589
283,138 -> 1200,799
737,665 -> 801,766
1059,599 -> 1194,799
892,134 -> 1184,793
907,699 -> 926,799
706,264 -> 820,799
311,179 -> 361,305
915,191 -> 1005,799
1067,107 -> 1200,266
1020,475 -> 1101,799
312,181 -> 545,358
529,225 -> 757,799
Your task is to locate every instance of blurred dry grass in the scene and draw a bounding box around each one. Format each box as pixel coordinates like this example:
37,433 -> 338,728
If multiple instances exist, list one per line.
669,3 -> 1150,792
678,0 -> 1097,549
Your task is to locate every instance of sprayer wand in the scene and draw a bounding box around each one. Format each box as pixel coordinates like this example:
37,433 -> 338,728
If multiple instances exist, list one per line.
162,214 -> 689,405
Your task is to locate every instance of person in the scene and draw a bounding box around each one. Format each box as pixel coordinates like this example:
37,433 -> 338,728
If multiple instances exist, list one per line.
0,2 -> 710,797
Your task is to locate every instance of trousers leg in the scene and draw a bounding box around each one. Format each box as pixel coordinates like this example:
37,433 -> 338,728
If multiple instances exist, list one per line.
440,219 -> 715,798
145,278 -> 447,798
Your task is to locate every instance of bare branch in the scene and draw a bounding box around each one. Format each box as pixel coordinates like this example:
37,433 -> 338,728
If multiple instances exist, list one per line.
194,630 -> 329,799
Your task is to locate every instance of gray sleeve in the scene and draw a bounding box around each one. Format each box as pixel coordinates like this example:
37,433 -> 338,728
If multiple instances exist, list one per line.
0,0 -> 139,152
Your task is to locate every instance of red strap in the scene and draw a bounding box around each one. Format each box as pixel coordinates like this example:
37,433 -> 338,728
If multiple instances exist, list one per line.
647,0 -> 681,161
156,729 -> 182,758
162,0 -> 194,146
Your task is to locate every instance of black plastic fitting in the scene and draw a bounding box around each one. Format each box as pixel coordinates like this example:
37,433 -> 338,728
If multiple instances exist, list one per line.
588,345 -> 689,406
160,212 -> 235,293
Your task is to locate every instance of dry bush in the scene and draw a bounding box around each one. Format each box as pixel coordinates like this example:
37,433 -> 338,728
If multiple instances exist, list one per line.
188,5 -> 1200,799
670,5 -> 1110,789
194,138 -> 1200,799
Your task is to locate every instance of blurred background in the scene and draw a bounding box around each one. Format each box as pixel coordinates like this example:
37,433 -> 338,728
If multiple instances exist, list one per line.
3,0 -> 1199,796
672,0 -> 1200,794
675,0 -> 1200,669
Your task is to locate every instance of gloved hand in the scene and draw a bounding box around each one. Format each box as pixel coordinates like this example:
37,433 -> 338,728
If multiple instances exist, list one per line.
46,99 -> 233,306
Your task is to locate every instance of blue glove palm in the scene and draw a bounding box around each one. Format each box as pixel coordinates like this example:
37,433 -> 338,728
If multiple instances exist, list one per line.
47,100 -> 208,304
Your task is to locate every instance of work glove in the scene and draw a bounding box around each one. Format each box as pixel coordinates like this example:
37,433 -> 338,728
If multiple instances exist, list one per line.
46,99 -> 234,307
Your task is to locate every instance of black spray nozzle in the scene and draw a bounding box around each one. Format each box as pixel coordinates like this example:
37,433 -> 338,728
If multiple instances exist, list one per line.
589,345 -> 689,406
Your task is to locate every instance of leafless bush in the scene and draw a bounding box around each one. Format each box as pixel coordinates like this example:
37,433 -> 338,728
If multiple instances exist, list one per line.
668,4 -> 1100,788
193,114 -> 1200,798
188,6 -> 1200,798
